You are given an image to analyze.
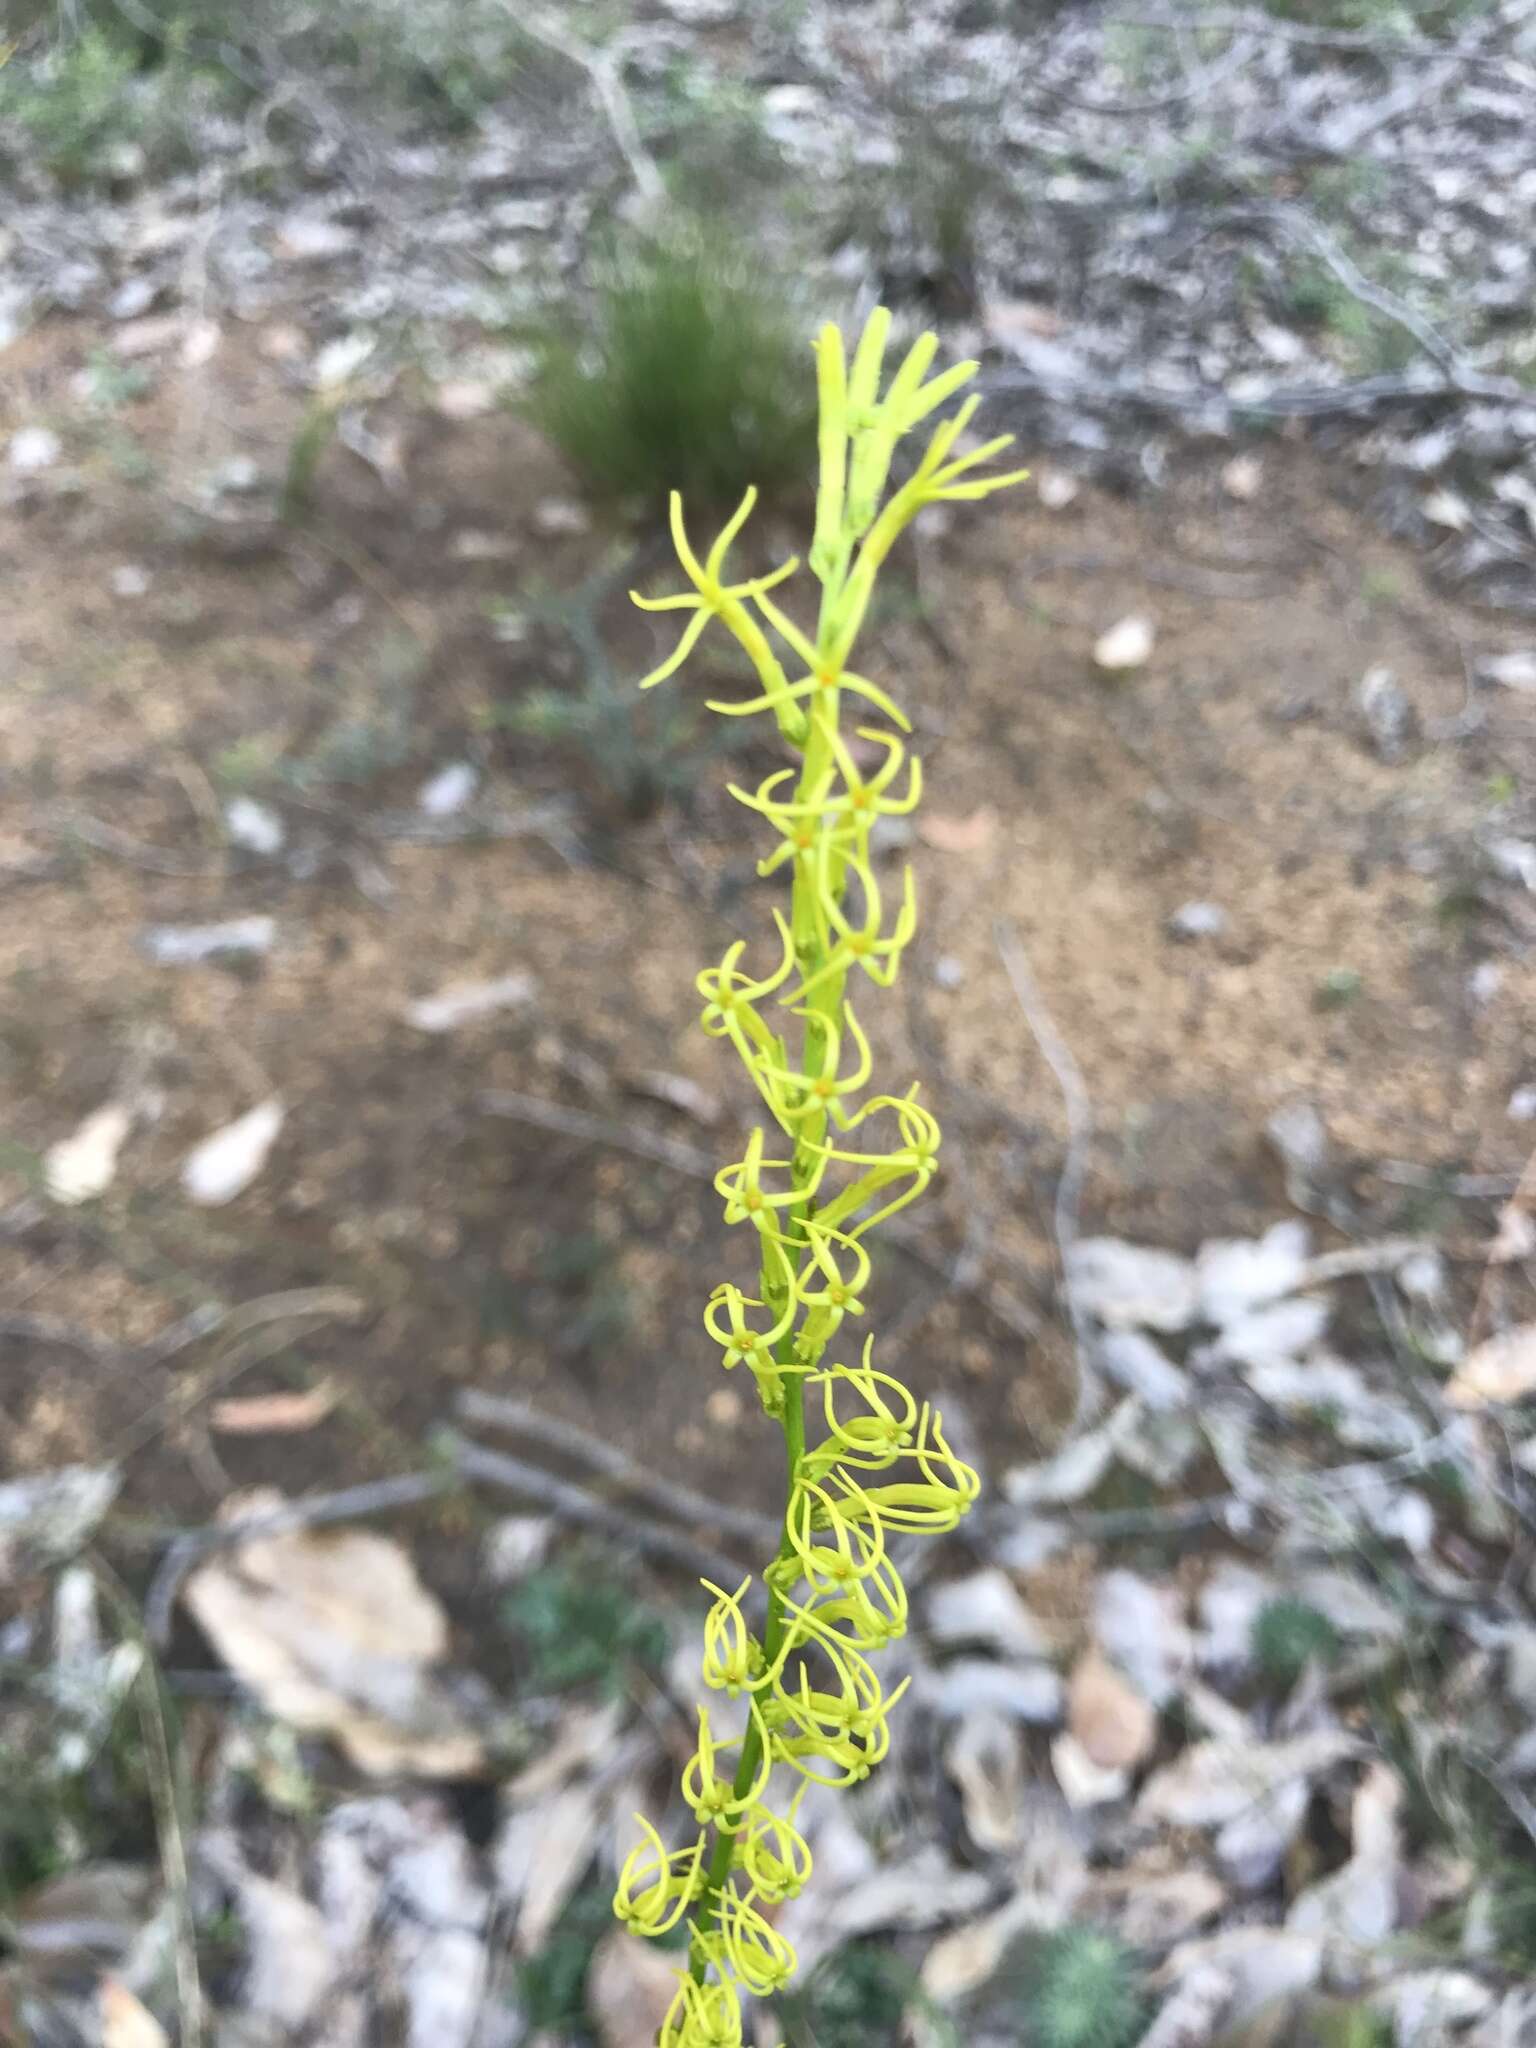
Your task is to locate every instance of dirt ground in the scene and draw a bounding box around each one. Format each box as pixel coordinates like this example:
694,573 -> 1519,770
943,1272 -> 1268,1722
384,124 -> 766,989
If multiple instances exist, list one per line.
4,314 -> 1535,1570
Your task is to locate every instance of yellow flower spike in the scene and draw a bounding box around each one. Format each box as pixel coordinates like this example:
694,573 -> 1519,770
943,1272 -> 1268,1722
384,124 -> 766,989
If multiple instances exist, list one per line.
704,1245 -> 797,1375
750,1006 -> 872,1131
615,312 -> 1023,2033
824,723 -> 923,818
789,851 -> 917,1003
789,1227 -> 871,1355
829,1406 -> 983,1531
615,1821 -> 709,1939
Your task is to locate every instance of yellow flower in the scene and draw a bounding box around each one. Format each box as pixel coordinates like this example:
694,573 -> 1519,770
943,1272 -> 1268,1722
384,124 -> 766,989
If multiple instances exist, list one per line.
613,308 -> 1025,2032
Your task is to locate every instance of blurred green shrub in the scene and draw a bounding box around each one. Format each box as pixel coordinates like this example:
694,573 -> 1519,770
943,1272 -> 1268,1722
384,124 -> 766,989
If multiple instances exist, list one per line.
524,231 -> 820,514
501,1558 -> 669,1695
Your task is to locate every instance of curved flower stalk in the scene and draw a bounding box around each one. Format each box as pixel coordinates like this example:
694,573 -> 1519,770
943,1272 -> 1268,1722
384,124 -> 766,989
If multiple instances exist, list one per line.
615,308 -> 1027,2045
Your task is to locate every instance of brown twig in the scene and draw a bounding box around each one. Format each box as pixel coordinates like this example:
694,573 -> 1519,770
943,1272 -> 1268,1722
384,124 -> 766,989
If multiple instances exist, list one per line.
447,1431 -> 755,1588
142,1469 -> 459,1646
475,1087 -> 1041,1344
995,919 -> 1093,1415
454,1389 -> 781,1552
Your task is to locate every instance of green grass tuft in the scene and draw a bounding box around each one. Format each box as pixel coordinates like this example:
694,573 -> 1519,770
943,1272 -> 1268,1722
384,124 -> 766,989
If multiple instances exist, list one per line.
1028,1929 -> 1145,2048
501,1557 -> 669,1696
524,230 -> 820,515
1251,1597 -> 1343,1687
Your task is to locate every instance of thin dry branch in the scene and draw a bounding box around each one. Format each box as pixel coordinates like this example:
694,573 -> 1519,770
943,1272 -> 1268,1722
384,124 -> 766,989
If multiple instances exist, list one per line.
1111,4 -> 1528,64
455,1389 -> 780,1552
995,919 -> 1093,1411
446,1431 -> 754,1588
500,4 -> 663,209
142,1470 -> 458,1646
475,1087 -> 1041,1344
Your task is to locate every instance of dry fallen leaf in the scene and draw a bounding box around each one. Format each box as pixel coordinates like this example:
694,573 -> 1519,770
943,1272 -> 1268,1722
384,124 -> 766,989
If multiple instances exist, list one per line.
808,1849 -> 990,1945
1093,614 -> 1156,672
1066,1239 -> 1199,1333
1081,1867 -> 1226,1948
45,1103 -> 132,1206
404,972 -> 536,1033
0,1467 -> 121,1586
184,1493 -> 484,1776
1051,1730 -> 1130,1809
1158,1930 -> 1323,2027
1037,468 -> 1081,510
13,1865 -> 156,1978
1136,1730 -> 1357,1829
1490,1199 -> 1536,1264
918,806 -> 998,855
99,1980 -> 168,2048
496,1781 -> 603,1955
921,1891 -> 1043,2005
1288,1762 -> 1401,1946
943,1708 -> 1025,1853
1446,1325 -> 1536,1408
1482,649 -> 1536,693
587,1927 -> 681,2048
209,1381 -> 338,1435
1423,487 -> 1471,532
926,1568 -> 1050,1660
1095,1569 -> 1193,1708
181,1100 -> 285,1207
1137,1965 -> 1233,2048
626,1070 -> 723,1127
227,1863 -> 336,2030
1068,1647 -> 1158,1771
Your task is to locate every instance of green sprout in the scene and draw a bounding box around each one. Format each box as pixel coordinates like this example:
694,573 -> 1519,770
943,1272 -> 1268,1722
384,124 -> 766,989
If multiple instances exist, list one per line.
1027,1929 -> 1144,2048
609,311 -> 1027,2045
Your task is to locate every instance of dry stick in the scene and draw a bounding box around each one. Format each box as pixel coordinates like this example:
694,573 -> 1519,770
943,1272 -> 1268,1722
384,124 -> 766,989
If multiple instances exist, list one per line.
1261,206 -> 1484,391
44,804 -> 218,877
995,919 -> 1094,1416
1024,32 -> 1255,114
446,1432 -> 754,1590
114,1292 -> 367,1463
502,3 -> 663,210
91,1561 -> 205,2048
1467,1142 -> 1536,1353
0,1288 -> 361,1375
1111,3 -> 1529,62
454,1389 -> 780,1552
476,1087 -> 1040,1346
143,1470 -> 458,1646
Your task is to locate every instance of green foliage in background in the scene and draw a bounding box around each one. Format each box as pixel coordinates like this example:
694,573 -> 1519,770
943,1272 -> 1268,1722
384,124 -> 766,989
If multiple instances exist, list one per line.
779,1943 -> 958,2048
1025,1930 -> 1145,2048
492,565 -> 740,820
501,1558 -> 669,1696
524,232 -> 819,514
1251,1598 -> 1343,1689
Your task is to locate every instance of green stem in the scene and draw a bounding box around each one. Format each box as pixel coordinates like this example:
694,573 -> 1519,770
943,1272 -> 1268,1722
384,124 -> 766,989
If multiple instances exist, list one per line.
686,537 -> 862,1993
